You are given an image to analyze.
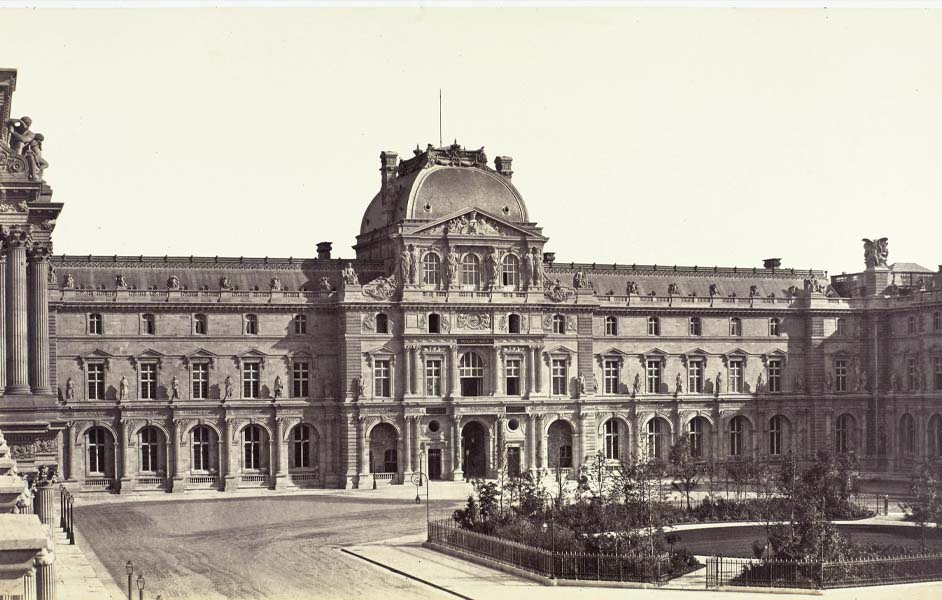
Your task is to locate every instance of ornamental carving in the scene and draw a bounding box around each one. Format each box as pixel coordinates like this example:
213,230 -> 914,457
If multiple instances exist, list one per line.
446,211 -> 500,235
4,116 -> 49,181
862,237 -> 889,268
0,147 -> 27,178
544,279 -> 575,302
566,316 -> 577,332
397,142 -> 488,177
9,439 -> 57,460
0,200 -> 27,213
363,274 -> 399,300
362,313 -> 375,332
456,313 -> 491,330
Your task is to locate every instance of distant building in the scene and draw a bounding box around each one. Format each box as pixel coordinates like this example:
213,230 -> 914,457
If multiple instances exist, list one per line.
0,69 -> 939,494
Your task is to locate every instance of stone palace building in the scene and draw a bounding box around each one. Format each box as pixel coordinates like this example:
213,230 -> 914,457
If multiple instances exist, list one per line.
0,69 -> 940,495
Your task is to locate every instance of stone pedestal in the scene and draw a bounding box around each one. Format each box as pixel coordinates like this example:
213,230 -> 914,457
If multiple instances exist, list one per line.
34,548 -> 54,600
31,485 -> 53,528
170,477 -> 187,494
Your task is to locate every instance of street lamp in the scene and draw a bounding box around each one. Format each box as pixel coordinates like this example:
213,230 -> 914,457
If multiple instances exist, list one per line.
410,469 -> 430,539
125,561 -> 133,600
136,574 -> 145,600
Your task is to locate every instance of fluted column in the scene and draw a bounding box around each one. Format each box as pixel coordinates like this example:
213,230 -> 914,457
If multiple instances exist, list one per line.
0,256 -> 6,394
411,347 -> 420,396
3,226 -> 30,394
32,483 -> 53,527
537,414 -> 547,469
403,416 -> 413,476
29,244 -> 51,394
171,419 -> 186,493
496,348 -> 505,396
34,547 -> 55,600
449,345 -> 460,398
357,416 -> 369,484
527,414 -> 537,471
450,415 -> 463,480
23,566 -> 35,600
533,347 -> 543,395
403,348 -> 412,397
495,417 -> 504,470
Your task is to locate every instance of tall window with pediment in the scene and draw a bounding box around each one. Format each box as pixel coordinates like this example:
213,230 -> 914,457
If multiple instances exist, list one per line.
501,254 -> 520,288
461,254 -> 480,288
603,359 -> 620,394
423,253 -> 441,287
603,420 -> 620,460
688,359 -> 703,393
459,352 -> 485,397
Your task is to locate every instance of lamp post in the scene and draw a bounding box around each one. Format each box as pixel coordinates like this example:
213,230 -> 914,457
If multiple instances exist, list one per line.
125,561 -> 133,600
136,574 -> 145,600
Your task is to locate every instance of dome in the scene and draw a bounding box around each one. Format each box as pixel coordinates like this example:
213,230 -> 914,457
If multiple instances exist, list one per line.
360,144 -> 528,235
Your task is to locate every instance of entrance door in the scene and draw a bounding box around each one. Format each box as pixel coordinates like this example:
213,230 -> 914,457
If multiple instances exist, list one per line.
461,422 -> 487,478
428,449 -> 442,480
506,446 -> 521,478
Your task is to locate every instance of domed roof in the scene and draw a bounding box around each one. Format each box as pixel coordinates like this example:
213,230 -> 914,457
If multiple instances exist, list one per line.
360,144 -> 528,235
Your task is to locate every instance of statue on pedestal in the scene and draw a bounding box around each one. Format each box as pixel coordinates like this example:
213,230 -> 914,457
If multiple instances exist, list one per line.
223,375 -> 233,401
119,377 -> 128,402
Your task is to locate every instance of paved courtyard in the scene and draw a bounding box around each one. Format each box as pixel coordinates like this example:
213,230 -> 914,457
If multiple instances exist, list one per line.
74,484 -> 471,600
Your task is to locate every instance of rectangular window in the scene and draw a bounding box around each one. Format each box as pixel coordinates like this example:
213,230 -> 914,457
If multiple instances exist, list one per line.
87,363 -> 105,400
907,357 -> 917,391
688,360 -> 703,393
551,359 -> 567,396
374,359 -> 391,398
935,312 -> 942,332
140,363 -> 157,399
729,360 -> 743,393
935,356 -> 942,391
243,362 -> 260,398
425,359 -> 442,396
505,358 -> 521,396
604,317 -> 617,336
191,363 -> 208,399
646,360 -> 661,394
603,359 -> 620,394
88,314 -> 103,335
689,317 -> 701,336
768,359 -> 782,393
835,359 -> 848,392
292,361 -> 310,398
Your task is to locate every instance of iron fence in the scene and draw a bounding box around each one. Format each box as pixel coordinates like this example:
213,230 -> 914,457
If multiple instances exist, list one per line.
58,485 -> 75,544
427,520 -> 671,585
705,552 -> 942,590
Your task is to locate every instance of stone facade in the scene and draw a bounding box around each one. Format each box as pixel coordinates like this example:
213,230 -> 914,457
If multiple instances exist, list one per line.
2,69 -> 941,495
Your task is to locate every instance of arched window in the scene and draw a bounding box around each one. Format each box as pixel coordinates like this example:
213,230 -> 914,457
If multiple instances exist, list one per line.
194,313 -> 207,335
383,448 -> 398,473
508,313 -> 521,334
688,417 -> 707,458
291,425 -> 313,469
423,253 -> 441,287
192,426 -> 213,472
769,416 -> 784,456
729,317 -> 742,337
935,311 -> 942,332
141,313 -> 156,335
87,427 -> 110,475
243,425 -> 263,470
375,313 -> 389,334
604,316 -> 618,336
88,313 -> 103,335
552,314 -> 565,334
769,318 -> 781,336
604,420 -> 620,460
836,414 -> 853,453
245,314 -> 258,335
428,313 -> 441,334
900,414 -> 916,455
293,314 -> 307,335
647,418 -> 669,461
459,352 -> 485,397
139,427 -> 160,473
729,416 -> 746,457
647,316 -> 660,336
836,318 -> 847,336
689,317 -> 701,336
501,254 -> 520,288
462,254 -> 481,288
929,415 -> 942,457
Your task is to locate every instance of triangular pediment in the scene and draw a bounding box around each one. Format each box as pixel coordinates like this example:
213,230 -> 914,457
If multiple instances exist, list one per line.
545,344 -> 577,355
596,347 -> 631,357
643,348 -> 669,357
186,348 -> 217,360
724,348 -> 750,357
135,349 -> 166,359
684,348 -> 711,357
366,343 -> 398,356
408,206 -> 546,240
81,349 -> 113,360
238,348 -> 268,359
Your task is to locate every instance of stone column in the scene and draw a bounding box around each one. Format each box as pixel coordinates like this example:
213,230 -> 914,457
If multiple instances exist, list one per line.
321,416 -> 332,481
171,419 -> 186,494
34,547 -> 55,600
3,226 -> 30,395
357,416 -> 369,487
223,418 -> 238,492
119,422 -> 134,493
450,415 -> 463,480
533,347 -> 543,395
403,348 -> 412,397
496,348 -> 505,396
449,345 -> 460,398
66,425 -> 81,482
526,414 -> 536,472
32,483 -> 54,527
495,417 -> 504,470
403,416 -> 413,477
0,256 -> 6,394
23,567 -> 35,600
537,414 -> 547,469
274,417 -> 287,489
28,244 -> 51,394
411,347 -> 420,396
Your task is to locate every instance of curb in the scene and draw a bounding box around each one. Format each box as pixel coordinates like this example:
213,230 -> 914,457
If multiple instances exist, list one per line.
340,546 -> 475,600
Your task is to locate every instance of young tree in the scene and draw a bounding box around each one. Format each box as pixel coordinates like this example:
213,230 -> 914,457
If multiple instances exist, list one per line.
668,437 -> 701,509
577,452 -> 611,503
901,462 -> 942,550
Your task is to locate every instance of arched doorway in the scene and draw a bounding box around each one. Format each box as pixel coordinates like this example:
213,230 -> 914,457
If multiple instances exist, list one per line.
461,421 -> 487,478
369,423 -> 399,476
547,420 -> 574,472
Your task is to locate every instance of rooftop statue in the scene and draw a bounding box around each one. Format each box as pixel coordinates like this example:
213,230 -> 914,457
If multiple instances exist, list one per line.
862,237 -> 889,269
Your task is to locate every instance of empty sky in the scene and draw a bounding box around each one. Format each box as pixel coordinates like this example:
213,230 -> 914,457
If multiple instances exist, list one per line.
1,8 -> 940,274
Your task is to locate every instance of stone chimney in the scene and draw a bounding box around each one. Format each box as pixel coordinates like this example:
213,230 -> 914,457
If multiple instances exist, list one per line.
495,156 -> 513,179
316,242 -> 333,260
763,258 -> 782,270
379,151 -> 398,189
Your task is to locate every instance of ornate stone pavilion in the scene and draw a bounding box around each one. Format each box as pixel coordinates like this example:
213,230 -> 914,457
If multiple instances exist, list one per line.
0,69 -> 940,496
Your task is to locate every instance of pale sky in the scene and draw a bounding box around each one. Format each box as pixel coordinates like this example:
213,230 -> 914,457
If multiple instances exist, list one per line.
1,8 -> 940,275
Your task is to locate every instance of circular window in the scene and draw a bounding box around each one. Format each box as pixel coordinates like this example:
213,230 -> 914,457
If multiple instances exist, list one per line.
502,205 -> 510,214
424,202 -> 432,212
507,418 -> 520,431
428,420 -> 440,433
